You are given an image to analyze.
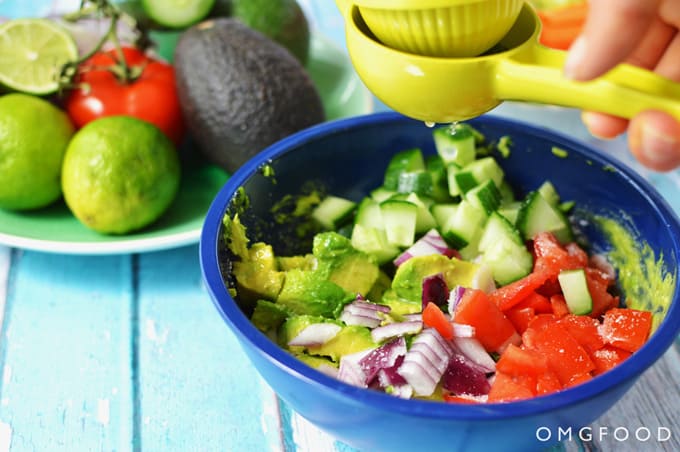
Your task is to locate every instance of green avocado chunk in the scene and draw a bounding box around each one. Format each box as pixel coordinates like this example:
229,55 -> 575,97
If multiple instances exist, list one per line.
276,269 -> 353,317
306,325 -> 377,362
251,299 -> 290,333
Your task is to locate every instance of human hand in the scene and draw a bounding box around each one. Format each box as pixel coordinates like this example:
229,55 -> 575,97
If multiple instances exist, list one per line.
563,0 -> 680,171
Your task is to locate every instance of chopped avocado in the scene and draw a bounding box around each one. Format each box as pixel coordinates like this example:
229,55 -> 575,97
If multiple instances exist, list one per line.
306,325 -> 377,362
173,18 -> 324,172
222,214 -> 249,260
277,254 -> 317,271
293,353 -> 338,371
233,242 -> 285,302
312,232 -> 380,296
380,289 -> 422,316
251,299 -> 290,333
276,269 -> 353,317
366,270 -> 392,303
391,254 -> 483,303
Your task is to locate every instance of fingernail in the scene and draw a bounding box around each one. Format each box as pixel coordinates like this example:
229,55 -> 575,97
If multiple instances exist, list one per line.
564,37 -> 587,80
636,123 -> 680,166
581,112 -> 613,140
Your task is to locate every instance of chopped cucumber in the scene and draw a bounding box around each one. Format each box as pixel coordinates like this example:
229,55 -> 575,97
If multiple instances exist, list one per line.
557,268 -> 593,315
440,200 -> 486,249
433,124 -> 476,167
464,179 -> 501,215
396,170 -> 434,197
142,0 -> 215,28
516,190 -> 573,243
383,148 -> 425,190
497,201 -> 522,225
425,155 -> 452,202
482,236 -> 533,285
537,181 -> 560,206
380,200 -> 418,247
478,211 -> 523,253
351,224 -> 401,265
370,186 -> 396,203
312,196 -> 356,230
354,198 -> 383,228
431,203 -> 458,228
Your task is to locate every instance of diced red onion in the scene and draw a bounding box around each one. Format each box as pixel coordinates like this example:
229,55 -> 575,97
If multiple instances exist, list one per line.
337,348 -> 374,387
371,320 -> 423,343
421,273 -> 449,310
359,337 -> 407,383
340,299 -> 390,328
378,366 -> 413,399
340,312 -> 381,328
451,337 -> 496,373
397,329 -> 452,396
452,323 -> 475,338
288,323 -> 342,347
441,353 -> 491,396
447,285 -> 467,316
402,313 -> 422,322
352,299 -> 391,313
393,229 -> 453,266
315,364 -> 339,379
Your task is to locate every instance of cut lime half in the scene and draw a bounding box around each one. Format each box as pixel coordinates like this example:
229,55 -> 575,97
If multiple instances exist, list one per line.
0,19 -> 79,95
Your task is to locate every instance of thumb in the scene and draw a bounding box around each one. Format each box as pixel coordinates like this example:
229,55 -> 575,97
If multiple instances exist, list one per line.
564,0 -> 661,80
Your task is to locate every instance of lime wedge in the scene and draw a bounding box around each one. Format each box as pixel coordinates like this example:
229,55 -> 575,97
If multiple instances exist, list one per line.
0,18 -> 79,95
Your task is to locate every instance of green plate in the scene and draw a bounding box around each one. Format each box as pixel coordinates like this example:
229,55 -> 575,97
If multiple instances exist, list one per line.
0,33 -> 373,254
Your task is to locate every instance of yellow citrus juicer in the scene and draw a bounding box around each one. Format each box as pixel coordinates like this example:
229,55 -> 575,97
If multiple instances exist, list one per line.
335,0 -> 680,124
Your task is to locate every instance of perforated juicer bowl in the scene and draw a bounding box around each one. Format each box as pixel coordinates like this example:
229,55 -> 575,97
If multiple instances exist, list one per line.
348,0 -> 524,57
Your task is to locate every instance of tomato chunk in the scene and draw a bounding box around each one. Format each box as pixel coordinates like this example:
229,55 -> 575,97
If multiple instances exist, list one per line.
536,370 -> 562,395
454,288 -> 520,353
422,301 -> 454,340
496,344 -> 548,376
488,270 -> 550,312
505,306 -> 535,335
514,291 -> 553,314
549,294 -> 570,318
530,323 -> 595,385
557,314 -> 605,354
487,372 -> 535,402
591,345 -> 632,375
600,308 -> 653,352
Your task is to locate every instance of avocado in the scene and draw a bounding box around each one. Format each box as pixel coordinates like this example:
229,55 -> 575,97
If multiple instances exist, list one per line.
293,353 -> 338,371
391,254 -> 483,303
312,232 -> 380,297
380,289 -> 422,316
276,269 -> 353,317
277,254 -> 317,271
251,299 -> 290,333
232,242 -> 285,302
306,325 -> 377,362
278,314 -> 331,347
174,18 -> 325,172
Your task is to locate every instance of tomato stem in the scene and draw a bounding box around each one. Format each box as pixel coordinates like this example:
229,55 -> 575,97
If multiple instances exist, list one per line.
58,0 -> 150,93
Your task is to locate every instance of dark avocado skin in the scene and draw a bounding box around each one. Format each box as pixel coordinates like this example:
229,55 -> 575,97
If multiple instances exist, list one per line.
173,18 -> 325,173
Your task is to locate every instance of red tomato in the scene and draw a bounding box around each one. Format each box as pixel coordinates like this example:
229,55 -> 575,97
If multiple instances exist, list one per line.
64,46 -> 185,145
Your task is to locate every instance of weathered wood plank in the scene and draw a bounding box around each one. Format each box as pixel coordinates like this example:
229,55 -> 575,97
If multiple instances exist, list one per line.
135,245 -> 283,451
0,251 -> 135,452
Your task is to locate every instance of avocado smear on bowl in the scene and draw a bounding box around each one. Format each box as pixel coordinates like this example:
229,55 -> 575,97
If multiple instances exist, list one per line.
219,123 -> 674,403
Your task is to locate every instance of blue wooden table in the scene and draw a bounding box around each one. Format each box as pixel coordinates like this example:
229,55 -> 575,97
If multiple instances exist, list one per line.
1,1 -> 680,451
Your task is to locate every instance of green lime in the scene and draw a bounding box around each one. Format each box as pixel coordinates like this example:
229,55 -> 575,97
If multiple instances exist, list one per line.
0,18 -> 78,95
231,0 -> 311,64
141,0 -> 217,29
0,93 -> 75,210
61,116 -> 181,235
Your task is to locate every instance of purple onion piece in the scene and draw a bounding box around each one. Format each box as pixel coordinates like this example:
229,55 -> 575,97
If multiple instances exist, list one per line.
359,337 -> 407,384
422,273 -> 449,310
451,323 -> 475,338
441,353 -> 492,397
447,285 -> 467,317
393,229 -> 451,267
451,336 -> 496,373
337,348 -> 374,388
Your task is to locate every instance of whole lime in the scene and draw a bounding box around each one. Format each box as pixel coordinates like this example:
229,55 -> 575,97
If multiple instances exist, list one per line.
61,116 -> 181,234
0,93 -> 75,210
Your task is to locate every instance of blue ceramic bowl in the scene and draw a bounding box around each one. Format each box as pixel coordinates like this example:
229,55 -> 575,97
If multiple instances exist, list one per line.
200,112 -> 680,452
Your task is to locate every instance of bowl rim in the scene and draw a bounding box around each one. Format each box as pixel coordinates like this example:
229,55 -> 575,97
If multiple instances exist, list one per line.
200,111 -> 680,420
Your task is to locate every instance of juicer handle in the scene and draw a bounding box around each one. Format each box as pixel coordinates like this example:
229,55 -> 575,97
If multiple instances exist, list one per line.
494,46 -> 680,121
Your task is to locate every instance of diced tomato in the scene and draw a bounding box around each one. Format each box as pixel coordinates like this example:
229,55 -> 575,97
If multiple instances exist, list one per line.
514,291 -> 553,314
557,314 -> 605,354
532,232 -> 585,279
585,267 -> 619,318
591,345 -> 632,375
537,2 -> 588,50
550,294 -> 570,318
505,306 -> 535,334
455,289 -> 520,353
521,314 -> 558,349
496,344 -> 548,376
530,323 -> 595,385
535,370 -> 562,396
422,301 -> 454,340
565,372 -> 593,388
487,371 -> 535,402
600,308 -> 653,352
488,270 -> 551,312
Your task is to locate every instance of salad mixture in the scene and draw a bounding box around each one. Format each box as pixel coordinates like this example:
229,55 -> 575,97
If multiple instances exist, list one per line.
222,123 -> 654,403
